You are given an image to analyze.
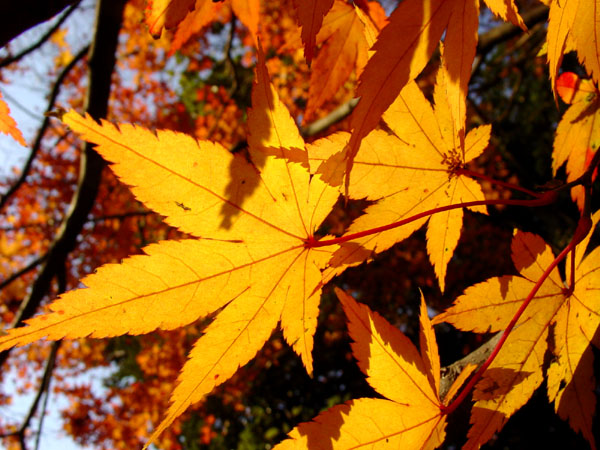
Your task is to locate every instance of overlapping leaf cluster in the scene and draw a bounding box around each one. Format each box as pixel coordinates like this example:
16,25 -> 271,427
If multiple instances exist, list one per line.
0,0 -> 599,449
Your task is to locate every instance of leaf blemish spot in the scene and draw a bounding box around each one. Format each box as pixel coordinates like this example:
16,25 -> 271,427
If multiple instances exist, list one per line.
175,201 -> 191,211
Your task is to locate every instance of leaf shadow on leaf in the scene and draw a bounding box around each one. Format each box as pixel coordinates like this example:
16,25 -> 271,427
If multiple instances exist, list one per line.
551,323 -> 600,448
151,0 -> 195,34
512,232 -> 547,278
316,148 -> 346,188
544,321 -> 558,372
473,367 -> 534,402
328,242 -> 374,268
572,97 -> 600,124
259,146 -> 309,168
219,146 -> 265,229
348,0 -> 449,164
345,291 -> 425,389
498,276 -> 511,302
300,402 -> 351,450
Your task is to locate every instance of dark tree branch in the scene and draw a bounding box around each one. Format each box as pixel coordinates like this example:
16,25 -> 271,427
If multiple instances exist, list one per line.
477,5 -> 549,55
89,210 -> 153,223
0,209 -> 151,232
301,98 -> 359,138
0,1 -> 78,49
0,263 -> 66,450
16,341 -> 61,447
0,255 -> 47,292
0,1 -> 81,69
0,0 -> 127,369
440,333 -> 502,401
0,45 -> 89,211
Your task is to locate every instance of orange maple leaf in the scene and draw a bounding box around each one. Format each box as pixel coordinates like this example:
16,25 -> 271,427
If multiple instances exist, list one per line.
311,59 -> 490,292
556,72 -> 597,105
552,73 -> 600,210
171,0 -> 259,52
0,92 -> 26,147
292,0 -> 335,64
433,218 -> 600,449
0,47 -> 341,448
145,0 -> 259,53
302,0 -> 385,123
145,0 -> 197,38
274,288 -> 448,449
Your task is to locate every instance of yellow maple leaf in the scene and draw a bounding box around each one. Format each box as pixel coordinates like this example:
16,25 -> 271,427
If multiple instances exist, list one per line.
546,210 -> 600,449
274,288 -> 446,450
0,47 -> 340,448
302,0 -> 385,123
344,0 -> 523,190
547,0 -> 600,95
482,0 -> 526,28
552,75 -> 600,210
433,217 -> 600,449
293,0 -> 335,64
312,59 -> 490,293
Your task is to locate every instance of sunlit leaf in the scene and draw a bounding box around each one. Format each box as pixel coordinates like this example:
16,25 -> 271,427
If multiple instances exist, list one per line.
274,288 -> 446,450
434,222 -> 600,449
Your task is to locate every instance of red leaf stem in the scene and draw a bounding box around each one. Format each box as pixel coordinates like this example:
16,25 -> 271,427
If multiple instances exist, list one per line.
456,168 -> 541,198
440,212 -> 592,415
305,192 -> 557,248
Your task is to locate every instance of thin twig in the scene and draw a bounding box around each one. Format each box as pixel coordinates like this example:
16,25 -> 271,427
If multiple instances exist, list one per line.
0,45 -> 89,212
301,98 -> 359,138
0,1 -> 79,49
88,210 -> 153,223
0,255 -> 47,292
0,209 -> 151,232
0,1 -> 81,69
306,191 -> 558,248
19,341 -> 61,439
207,14 -> 239,141
477,5 -> 549,56
0,263 -> 67,450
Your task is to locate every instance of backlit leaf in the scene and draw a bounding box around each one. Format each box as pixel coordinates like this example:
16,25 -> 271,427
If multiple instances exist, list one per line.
145,0 -> 196,38
344,0 -> 522,190
443,0 -> 479,144
482,0 -> 526,28
303,1 -> 385,122
169,0 -> 221,52
318,62 -> 490,292
546,0 -> 600,94
434,224 -> 600,449
552,80 -> 600,210
293,0 -> 335,63
345,0 -> 453,185
570,0 -> 600,86
0,48 -> 341,448
274,288 -> 446,450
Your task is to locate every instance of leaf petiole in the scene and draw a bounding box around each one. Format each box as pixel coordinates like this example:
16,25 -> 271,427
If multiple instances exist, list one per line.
305,191 -> 558,248
455,168 -> 542,198
440,213 -> 593,415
